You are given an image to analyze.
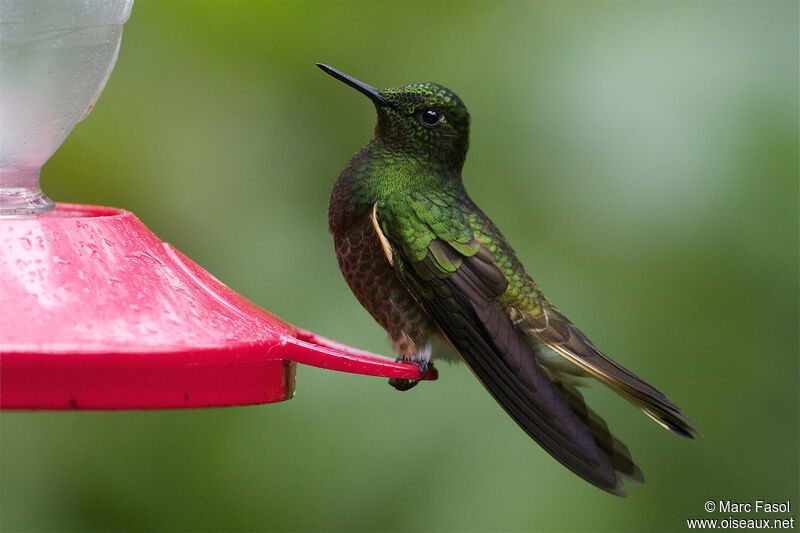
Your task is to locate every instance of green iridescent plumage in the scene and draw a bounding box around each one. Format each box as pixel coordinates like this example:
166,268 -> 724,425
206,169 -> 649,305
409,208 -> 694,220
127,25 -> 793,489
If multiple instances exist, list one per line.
319,64 -> 696,496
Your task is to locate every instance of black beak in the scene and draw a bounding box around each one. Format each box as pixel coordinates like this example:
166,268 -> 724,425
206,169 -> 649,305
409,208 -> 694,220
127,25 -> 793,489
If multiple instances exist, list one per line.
316,63 -> 390,107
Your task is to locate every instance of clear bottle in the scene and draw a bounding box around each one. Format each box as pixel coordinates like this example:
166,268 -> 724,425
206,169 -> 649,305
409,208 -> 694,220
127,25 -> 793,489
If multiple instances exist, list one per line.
0,0 -> 133,217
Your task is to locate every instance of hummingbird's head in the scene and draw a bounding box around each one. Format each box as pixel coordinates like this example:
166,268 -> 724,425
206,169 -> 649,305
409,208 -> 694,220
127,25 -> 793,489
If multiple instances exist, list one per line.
317,64 -> 470,173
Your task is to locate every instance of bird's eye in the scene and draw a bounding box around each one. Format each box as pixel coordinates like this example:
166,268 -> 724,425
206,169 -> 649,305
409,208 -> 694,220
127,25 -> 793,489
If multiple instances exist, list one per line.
419,109 -> 443,127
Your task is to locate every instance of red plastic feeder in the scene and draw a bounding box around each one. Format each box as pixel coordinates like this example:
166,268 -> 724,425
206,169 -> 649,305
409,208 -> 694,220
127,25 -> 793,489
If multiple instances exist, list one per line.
0,203 -> 435,409
0,2 -> 435,410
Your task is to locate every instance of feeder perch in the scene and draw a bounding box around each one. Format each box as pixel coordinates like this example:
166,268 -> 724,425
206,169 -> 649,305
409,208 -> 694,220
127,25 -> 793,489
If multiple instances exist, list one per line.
0,0 -> 435,410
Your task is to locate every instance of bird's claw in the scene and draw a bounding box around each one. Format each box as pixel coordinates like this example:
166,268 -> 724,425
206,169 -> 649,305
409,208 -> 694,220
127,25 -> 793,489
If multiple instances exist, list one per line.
417,361 -> 430,380
388,359 -> 429,391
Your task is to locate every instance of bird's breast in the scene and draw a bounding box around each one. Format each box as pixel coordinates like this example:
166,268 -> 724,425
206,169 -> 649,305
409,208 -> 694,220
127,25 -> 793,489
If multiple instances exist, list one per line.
331,213 -> 432,343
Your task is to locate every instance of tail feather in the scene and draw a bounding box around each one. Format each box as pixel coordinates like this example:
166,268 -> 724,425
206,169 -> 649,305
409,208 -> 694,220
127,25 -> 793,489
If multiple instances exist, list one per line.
524,305 -> 698,440
554,382 -> 644,484
639,403 -> 698,440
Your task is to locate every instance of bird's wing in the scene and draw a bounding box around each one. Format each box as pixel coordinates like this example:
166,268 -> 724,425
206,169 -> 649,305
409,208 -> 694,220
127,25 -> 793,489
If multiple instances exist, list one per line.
512,298 -> 697,440
372,197 -> 640,495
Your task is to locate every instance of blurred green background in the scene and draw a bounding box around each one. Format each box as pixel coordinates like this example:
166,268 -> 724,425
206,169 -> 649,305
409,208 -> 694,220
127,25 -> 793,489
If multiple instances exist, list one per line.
2,1 -> 798,531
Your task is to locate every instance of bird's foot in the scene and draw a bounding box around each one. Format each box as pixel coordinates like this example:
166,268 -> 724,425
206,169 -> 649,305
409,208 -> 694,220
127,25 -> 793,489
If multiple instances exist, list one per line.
388,360 -> 429,392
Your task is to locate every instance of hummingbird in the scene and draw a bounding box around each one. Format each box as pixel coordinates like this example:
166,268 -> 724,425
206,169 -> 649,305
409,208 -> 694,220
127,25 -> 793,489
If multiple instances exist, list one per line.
317,63 -> 696,496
